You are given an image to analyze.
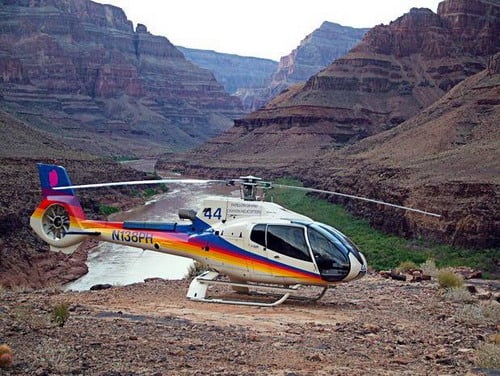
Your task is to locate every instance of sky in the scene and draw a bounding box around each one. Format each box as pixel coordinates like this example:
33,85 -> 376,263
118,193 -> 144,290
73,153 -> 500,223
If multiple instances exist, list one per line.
96,0 -> 443,61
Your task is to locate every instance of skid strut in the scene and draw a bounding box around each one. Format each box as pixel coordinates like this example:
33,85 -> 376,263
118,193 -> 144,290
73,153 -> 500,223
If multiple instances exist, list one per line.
187,271 -> 328,307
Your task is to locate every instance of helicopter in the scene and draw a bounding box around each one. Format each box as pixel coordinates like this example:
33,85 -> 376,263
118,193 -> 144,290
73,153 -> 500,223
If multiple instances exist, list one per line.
30,163 -> 441,306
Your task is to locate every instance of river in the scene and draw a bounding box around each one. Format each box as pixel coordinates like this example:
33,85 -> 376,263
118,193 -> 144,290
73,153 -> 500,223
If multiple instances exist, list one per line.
65,180 -> 234,291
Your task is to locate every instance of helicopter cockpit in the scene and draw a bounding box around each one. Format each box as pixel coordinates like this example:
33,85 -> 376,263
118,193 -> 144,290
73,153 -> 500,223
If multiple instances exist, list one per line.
307,222 -> 366,281
250,221 -> 366,282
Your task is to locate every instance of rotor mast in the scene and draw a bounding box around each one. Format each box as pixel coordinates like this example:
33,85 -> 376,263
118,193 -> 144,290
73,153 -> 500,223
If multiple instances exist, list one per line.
238,176 -> 272,201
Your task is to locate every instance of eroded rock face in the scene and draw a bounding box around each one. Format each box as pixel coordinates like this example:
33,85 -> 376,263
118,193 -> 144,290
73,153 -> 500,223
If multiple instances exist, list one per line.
233,0 -> 499,145
179,22 -> 368,113
0,0 -> 243,156
264,22 -> 369,106
160,4 -> 499,250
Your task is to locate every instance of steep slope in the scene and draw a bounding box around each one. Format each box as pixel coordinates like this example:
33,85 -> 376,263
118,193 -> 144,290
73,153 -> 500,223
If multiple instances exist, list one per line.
225,0 -> 499,152
299,54 -> 500,248
0,0 -> 243,157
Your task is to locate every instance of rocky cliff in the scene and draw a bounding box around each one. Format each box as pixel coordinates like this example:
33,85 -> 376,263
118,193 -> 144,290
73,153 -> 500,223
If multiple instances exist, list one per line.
0,0 -> 243,157
177,47 -> 278,113
268,22 -> 369,99
160,0 -> 499,249
177,47 -> 278,96
231,0 -> 499,147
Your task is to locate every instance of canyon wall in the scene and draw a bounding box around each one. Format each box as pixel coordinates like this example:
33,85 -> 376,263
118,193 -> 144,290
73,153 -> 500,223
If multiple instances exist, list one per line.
0,0 -> 243,157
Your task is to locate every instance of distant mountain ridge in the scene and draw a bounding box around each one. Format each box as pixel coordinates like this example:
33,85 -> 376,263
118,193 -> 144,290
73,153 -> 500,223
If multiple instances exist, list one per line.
0,0 -> 243,157
177,47 -> 278,95
180,22 -> 368,112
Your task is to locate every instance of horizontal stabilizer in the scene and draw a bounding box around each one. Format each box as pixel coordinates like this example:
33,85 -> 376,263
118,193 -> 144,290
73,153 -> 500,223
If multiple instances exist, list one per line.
65,231 -> 101,236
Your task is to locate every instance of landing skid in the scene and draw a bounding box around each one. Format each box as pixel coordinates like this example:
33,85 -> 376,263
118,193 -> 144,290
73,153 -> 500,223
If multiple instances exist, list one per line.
186,271 -> 329,307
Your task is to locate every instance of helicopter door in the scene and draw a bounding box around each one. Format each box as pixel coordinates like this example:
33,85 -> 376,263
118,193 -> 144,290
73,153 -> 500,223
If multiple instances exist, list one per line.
262,225 -> 317,282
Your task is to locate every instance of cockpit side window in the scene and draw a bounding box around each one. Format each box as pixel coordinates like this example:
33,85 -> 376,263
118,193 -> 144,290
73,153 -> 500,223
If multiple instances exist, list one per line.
266,225 -> 312,262
250,224 -> 266,247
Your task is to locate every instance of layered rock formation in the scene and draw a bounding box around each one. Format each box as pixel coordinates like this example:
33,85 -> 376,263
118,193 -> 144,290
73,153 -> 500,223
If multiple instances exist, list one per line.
231,0 -> 499,148
161,0 -> 499,248
0,0 -> 243,157
179,22 -> 368,113
268,22 -> 369,99
178,47 -> 278,114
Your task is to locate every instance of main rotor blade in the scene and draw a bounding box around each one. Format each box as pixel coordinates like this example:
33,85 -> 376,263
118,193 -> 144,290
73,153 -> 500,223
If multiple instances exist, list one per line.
273,184 -> 441,218
53,178 -> 225,190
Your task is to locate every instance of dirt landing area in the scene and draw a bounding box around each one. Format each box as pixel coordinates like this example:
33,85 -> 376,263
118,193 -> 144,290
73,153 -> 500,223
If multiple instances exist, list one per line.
0,275 -> 498,375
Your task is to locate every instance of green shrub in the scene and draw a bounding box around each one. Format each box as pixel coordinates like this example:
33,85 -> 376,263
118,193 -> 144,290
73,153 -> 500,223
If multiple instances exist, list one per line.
420,259 -> 439,278
99,204 -> 120,216
143,188 -> 157,198
442,287 -> 474,303
437,269 -> 464,288
476,343 -> 500,369
397,261 -> 418,272
52,302 -> 70,327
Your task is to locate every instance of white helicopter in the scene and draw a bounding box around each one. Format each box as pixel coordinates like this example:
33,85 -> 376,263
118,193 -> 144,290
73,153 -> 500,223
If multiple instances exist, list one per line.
30,164 -> 440,306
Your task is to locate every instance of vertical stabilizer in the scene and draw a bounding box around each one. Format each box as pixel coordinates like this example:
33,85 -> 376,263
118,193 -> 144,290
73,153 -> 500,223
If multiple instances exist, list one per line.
38,163 -> 76,197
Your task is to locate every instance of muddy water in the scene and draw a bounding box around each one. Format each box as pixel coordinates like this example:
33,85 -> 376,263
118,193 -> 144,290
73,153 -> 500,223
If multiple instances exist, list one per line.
66,182 -> 235,291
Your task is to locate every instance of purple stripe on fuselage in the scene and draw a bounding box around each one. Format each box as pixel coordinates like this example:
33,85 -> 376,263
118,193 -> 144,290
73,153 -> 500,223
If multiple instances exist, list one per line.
190,233 -> 319,278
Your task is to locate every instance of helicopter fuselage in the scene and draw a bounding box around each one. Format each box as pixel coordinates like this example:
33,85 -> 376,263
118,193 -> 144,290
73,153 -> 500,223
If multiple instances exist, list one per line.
31,192 -> 367,287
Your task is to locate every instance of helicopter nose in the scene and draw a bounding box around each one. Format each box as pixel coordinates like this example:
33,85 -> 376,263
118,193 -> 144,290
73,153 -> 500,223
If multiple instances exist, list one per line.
353,252 -> 368,280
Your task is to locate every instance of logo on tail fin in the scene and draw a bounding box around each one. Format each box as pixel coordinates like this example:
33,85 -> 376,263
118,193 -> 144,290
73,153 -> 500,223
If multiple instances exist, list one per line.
38,163 -> 75,197
49,169 -> 59,187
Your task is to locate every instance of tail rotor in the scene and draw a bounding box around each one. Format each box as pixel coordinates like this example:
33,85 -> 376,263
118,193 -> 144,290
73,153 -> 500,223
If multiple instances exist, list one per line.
31,164 -> 87,253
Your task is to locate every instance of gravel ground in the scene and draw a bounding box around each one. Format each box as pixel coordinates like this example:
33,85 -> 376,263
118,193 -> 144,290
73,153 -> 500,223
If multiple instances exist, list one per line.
0,274 -> 498,375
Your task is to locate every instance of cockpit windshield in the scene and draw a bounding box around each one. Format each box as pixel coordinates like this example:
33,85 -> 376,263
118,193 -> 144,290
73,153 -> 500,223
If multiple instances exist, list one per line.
314,223 -> 364,264
307,224 -> 350,281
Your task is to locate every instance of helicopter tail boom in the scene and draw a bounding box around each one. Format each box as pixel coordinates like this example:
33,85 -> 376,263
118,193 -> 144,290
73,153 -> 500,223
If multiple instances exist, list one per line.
30,164 -> 88,253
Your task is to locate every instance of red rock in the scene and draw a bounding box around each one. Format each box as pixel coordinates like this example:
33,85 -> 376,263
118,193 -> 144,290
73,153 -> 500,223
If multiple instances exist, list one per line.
0,0 -> 243,154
